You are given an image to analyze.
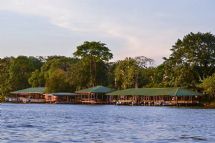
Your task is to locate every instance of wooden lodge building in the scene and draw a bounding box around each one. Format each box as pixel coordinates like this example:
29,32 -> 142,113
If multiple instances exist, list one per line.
8,86 -> 202,106
75,86 -> 114,104
8,87 -> 46,103
44,93 -> 78,104
107,88 -> 202,106
8,87 -> 78,104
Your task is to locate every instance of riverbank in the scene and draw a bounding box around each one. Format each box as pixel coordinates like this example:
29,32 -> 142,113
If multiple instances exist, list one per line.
199,98 -> 215,108
203,101 -> 215,108
1,102 -> 211,109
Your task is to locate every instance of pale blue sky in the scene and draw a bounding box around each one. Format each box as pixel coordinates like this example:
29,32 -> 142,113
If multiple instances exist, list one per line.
0,0 -> 215,64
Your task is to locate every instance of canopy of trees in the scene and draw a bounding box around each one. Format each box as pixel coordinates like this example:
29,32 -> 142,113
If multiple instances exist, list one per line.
1,34 -> 215,101
114,57 -> 153,89
201,74 -> 215,97
163,32 -> 215,89
73,41 -> 113,86
0,58 -> 11,101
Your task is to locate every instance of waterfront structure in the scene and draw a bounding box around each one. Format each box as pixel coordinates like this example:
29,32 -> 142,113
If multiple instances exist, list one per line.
107,88 -> 202,106
9,87 -> 45,103
7,86 -> 202,106
44,92 -> 78,104
75,86 -> 114,104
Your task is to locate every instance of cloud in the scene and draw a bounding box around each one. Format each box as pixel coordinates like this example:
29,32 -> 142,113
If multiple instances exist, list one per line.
0,0 -> 183,64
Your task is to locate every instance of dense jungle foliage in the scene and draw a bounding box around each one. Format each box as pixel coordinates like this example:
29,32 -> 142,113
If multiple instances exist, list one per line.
1,33 -> 215,102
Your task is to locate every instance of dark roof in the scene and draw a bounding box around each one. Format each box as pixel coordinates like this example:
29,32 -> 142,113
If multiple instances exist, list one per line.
11,87 -> 45,94
76,86 -> 114,94
51,92 -> 78,96
107,88 -> 202,96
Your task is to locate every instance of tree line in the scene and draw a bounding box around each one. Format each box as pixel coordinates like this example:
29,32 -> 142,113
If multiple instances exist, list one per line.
1,32 -> 215,102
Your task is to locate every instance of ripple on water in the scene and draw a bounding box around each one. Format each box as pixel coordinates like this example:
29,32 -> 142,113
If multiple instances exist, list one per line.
180,135 -> 208,141
0,104 -> 215,143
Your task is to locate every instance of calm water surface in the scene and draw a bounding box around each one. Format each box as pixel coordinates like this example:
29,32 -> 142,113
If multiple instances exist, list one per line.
0,104 -> 215,143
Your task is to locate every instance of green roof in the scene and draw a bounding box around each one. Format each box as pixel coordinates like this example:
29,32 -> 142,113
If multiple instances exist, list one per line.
11,87 -> 45,94
107,88 -> 202,96
76,86 -> 114,94
51,93 -> 78,96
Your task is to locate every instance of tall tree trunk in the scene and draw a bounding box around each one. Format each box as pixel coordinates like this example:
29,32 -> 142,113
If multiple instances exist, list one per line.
135,72 -> 138,88
90,58 -> 93,87
94,62 -> 97,86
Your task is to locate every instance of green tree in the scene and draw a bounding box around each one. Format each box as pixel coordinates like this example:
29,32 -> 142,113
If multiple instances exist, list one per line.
28,56 -> 76,88
106,62 -> 117,88
0,57 -> 12,101
114,57 -> 153,89
9,56 -> 43,90
148,65 -> 166,87
45,69 -> 74,93
73,41 -> 113,86
163,32 -> 215,88
140,67 -> 162,88
35,56 -> 77,92
114,58 -> 137,89
134,56 -> 154,88
67,60 -> 91,90
201,74 -> 215,98
28,69 -> 45,87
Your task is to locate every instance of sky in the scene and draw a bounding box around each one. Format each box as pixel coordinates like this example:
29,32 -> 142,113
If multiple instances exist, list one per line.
0,0 -> 215,64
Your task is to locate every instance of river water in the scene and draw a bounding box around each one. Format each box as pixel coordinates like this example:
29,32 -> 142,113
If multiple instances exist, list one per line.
0,104 -> 215,143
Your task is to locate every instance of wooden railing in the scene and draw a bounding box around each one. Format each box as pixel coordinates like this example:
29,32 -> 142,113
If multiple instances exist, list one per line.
30,99 -> 46,103
113,99 -> 199,105
18,97 -> 45,103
